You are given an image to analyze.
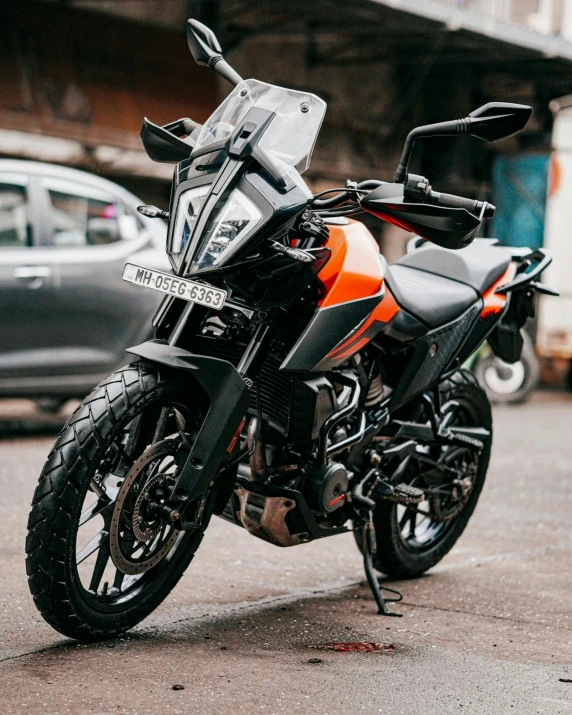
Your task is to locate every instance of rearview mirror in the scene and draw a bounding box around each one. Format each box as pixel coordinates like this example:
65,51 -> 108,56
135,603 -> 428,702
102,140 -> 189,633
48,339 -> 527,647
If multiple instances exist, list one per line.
186,19 -> 223,67
467,102 -> 532,142
395,102 -> 532,182
187,19 -> 243,86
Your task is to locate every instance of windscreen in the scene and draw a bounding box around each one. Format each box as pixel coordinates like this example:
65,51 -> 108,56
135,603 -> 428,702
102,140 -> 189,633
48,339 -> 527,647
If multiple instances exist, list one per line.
193,79 -> 326,178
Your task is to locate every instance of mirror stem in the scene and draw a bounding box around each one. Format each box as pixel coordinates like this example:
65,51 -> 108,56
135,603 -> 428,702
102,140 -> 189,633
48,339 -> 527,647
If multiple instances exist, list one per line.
394,131 -> 418,184
211,57 -> 243,87
394,119 -> 467,183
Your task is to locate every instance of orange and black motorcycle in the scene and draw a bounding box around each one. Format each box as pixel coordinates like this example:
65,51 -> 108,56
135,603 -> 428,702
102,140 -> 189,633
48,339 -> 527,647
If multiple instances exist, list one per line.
27,20 -> 557,640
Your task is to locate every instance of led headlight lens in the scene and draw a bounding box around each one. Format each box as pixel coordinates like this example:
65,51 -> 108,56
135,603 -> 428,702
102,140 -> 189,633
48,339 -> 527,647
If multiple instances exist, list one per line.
190,188 -> 262,272
169,185 -> 209,265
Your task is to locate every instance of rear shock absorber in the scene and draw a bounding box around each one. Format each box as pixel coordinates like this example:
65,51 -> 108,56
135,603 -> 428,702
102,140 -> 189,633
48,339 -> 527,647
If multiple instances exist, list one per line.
365,371 -> 384,407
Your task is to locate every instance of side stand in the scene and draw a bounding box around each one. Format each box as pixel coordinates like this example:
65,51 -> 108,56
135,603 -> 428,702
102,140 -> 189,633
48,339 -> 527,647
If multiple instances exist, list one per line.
361,521 -> 403,617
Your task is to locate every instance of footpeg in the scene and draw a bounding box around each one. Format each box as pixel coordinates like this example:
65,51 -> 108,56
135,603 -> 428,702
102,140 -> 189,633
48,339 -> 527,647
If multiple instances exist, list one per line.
439,427 -> 486,451
377,482 -> 424,505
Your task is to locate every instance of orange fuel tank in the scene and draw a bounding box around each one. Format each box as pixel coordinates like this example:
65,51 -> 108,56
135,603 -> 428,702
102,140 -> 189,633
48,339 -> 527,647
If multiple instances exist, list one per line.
280,220 -> 400,372
318,220 -> 384,307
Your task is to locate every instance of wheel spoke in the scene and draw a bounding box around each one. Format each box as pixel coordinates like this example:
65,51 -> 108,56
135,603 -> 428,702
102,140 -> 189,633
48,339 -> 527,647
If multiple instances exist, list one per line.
79,498 -> 111,527
77,530 -> 108,565
399,508 -> 413,530
124,413 -> 144,458
152,407 -> 171,443
408,509 -> 418,537
89,541 -> 111,592
126,403 -> 165,457
110,441 -> 135,467
112,568 -> 125,591
121,574 -> 140,591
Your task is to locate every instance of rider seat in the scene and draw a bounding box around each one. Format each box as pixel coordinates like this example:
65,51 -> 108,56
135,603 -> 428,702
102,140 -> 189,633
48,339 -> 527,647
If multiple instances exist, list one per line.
382,241 -> 512,329
395,241 -> 511,293
383,261 -> 479,329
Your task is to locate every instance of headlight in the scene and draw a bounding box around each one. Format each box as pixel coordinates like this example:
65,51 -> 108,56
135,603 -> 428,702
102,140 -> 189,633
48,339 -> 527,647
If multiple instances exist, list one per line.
169,185 -> 209,266
190,188 -> 262,273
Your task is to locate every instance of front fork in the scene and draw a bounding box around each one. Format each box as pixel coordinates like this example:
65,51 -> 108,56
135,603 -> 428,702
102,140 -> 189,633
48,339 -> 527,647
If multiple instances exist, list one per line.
127,340 -> 250,520
127,315 -> 273,527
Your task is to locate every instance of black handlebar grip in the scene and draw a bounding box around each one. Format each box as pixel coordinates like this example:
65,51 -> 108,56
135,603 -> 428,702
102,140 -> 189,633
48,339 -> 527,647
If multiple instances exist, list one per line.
429,191 -> 495,219
431,191 -> 479,212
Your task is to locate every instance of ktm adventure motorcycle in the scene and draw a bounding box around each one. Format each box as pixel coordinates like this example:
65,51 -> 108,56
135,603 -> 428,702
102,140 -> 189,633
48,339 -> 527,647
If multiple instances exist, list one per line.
26,19 -> 557,640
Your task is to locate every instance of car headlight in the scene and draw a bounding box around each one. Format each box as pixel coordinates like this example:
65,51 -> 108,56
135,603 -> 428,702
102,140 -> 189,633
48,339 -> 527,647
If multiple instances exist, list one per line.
190,188 -> 262,273
169,185 -> 209,266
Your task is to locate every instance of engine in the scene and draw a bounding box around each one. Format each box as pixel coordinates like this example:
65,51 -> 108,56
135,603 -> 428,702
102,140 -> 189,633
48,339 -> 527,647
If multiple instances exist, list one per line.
305,462 -> 349,518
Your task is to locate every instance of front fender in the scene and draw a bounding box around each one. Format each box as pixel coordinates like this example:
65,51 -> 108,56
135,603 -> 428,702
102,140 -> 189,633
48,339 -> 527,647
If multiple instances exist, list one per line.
127,339 -> 250,503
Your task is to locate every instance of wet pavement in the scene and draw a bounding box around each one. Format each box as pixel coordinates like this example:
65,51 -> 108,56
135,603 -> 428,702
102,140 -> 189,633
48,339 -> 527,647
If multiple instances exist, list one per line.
0,393 -> 571,714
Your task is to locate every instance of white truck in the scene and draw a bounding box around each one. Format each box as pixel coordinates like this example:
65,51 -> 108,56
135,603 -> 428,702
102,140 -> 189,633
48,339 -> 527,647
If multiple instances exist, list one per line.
537,94 -> 572,369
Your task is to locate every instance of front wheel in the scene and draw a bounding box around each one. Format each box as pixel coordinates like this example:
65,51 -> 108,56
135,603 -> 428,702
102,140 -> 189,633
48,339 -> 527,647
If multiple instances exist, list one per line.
26,362 -> 214,641
369,371 -> 492,579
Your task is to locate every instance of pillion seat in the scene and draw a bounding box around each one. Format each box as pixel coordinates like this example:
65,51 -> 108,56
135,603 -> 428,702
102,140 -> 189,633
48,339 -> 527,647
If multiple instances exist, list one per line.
382,257 -> 479,329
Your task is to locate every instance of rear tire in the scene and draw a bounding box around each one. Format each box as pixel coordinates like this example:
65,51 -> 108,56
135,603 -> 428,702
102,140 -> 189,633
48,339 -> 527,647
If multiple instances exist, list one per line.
371,371 -> 492,579
26,362 -> 213,641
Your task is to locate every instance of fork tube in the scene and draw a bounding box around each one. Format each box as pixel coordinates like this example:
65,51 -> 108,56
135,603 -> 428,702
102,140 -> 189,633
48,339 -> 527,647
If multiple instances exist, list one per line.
168,302 -> 194,346
237,322 -> 270,378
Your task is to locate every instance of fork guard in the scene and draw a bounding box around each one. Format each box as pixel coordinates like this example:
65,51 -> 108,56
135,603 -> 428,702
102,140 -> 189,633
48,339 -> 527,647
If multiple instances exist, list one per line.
127,339 -> 250,504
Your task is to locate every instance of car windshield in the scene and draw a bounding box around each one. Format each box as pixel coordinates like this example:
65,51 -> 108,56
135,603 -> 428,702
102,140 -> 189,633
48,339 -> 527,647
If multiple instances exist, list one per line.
193,79 -> 326,181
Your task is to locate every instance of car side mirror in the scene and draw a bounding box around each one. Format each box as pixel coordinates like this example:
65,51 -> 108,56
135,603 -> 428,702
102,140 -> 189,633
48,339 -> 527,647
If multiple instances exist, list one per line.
395,102 -> 532,182
86,217 -> 120,245
187,19 -> 243,86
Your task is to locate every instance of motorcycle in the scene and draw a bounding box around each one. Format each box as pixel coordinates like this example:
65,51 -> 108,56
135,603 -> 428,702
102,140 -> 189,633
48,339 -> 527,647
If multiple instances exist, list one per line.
26,19 -> 557,640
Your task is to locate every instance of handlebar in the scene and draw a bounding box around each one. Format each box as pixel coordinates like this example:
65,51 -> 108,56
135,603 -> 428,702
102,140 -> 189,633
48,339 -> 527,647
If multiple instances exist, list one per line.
162,117 -> 203,139
312,175 -> 495,221
180,117 -> 202,135
426,190 -> 495,218
311,180 -> 385,209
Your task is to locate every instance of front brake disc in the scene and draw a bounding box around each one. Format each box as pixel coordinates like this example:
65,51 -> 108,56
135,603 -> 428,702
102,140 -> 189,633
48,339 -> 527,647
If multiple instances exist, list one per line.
109,440 -> 180,575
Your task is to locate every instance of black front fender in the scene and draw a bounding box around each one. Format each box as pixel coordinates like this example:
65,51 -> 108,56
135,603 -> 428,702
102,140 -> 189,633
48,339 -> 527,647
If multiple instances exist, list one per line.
127,339 -> 250,503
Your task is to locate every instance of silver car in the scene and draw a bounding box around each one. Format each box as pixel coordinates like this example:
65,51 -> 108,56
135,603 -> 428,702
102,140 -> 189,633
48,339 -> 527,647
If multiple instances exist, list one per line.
0,160 -> 168,406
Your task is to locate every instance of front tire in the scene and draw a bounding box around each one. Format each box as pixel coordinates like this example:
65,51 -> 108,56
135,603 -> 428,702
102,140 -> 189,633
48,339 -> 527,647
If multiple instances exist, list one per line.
26,362 -> 213,641
371,371 -> 492,579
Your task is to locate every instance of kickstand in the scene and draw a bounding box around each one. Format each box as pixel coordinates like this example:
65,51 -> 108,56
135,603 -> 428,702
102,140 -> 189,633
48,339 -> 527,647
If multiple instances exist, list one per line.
362,521 -> 403,617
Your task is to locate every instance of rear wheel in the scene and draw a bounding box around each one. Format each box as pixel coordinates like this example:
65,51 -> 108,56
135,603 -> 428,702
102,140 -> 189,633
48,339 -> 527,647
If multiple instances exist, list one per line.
26,362 -> 214,641
370,371 -> 492,579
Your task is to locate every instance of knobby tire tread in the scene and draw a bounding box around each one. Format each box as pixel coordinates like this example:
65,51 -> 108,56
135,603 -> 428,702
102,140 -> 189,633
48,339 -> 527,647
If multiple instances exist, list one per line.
25,362 -> 203,641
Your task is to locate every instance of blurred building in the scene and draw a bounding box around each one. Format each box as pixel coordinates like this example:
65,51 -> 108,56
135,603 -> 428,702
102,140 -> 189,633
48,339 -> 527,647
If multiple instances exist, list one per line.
2,0 -> 572,253
0,0 -> 215,205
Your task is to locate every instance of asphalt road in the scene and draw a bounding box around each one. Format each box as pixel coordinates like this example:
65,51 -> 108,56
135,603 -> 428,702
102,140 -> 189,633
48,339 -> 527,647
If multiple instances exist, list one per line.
0,393 -> 571,714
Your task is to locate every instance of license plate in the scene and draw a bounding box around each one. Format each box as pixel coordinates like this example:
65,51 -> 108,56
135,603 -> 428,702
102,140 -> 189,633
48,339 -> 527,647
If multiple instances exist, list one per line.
122,263 -> 227,310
